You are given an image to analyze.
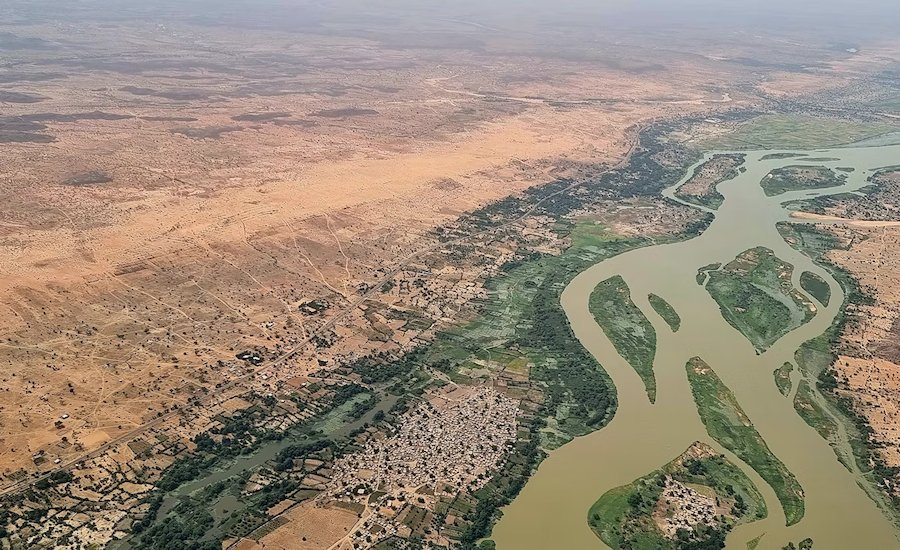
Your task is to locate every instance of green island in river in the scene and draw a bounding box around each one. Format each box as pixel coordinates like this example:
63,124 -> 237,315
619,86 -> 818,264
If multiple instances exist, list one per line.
705,247 -> 815,353
649,293 -> 682,333
492,127 -> 900,550
588,441 -> 766,550
590,275 -> 658,403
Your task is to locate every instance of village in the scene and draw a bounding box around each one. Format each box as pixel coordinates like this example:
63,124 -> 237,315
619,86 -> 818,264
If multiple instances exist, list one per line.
0,179 -> 582,549
328,387 -> 519,548
655,476 -> 721,539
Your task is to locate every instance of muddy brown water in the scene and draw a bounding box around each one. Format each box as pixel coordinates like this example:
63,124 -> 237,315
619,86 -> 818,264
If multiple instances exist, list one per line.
492,144 -> 900,549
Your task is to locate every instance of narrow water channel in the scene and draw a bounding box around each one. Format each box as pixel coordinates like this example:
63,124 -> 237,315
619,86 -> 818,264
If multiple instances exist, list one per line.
110,393 -> 397,549
493,144 -> 900,549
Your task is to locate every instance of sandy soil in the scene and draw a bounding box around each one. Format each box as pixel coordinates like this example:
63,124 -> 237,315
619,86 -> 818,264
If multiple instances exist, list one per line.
790,211 -> 900,227
249,502 -> 359,550
823,224 -> 900,474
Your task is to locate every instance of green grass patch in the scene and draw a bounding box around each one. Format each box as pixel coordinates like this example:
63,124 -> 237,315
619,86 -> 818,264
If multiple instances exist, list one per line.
799,271 -> 831,307
760,165 -> 845,197
648,293 -> 681,332
701,115 -> 898,150
686,357 -> 805,526
587,441 -> 766,550
706,247 -> 814,352
590,275 -> 657,402
774,362 -> 793,397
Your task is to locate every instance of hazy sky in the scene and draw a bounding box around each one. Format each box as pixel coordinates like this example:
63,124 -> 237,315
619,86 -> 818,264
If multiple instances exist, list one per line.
4,0 -> 899,46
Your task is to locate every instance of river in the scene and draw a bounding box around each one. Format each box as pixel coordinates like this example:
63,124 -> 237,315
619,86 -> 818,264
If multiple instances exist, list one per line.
492,144 -> 900,549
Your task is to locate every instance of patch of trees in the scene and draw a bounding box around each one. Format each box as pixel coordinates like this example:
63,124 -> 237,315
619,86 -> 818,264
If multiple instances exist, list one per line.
274,439 -> 332,472
348,395 -> 377,420
0,507 -> 11,538
133,507 -> 218,550
252,479 -> 299,510
330,383 -> 366,406
674,524 -> 727,550
782,538 -> 814,550
684,213 -> 714,237
34,469 -> 73,490
157,454 -> 218,491
525,275 -> 615,430
131,493 -> 163,534
350,350 -> 422,384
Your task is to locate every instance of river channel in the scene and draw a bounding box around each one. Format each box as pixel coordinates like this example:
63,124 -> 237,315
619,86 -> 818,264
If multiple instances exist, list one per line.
492,144 -> 900,549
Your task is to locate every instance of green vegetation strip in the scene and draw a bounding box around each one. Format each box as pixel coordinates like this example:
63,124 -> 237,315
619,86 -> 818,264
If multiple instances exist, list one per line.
799,271 -> 831,307
761,153 -> 807,161
793,381 -> 838,442
590,275 -> 657,403
686,357 -> 805,526
706,247 -> 813,352
774,362 -> 793,397
587,441 -> 766,550
648,293 -> 681,332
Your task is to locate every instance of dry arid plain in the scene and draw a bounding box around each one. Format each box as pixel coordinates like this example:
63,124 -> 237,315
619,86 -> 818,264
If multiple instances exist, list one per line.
794,169 -> 900,477
3,0 -> 900,549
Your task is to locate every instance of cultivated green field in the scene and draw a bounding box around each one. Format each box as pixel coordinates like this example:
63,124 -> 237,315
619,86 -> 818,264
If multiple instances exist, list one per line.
648,293 -> 681,332
701,115 -> 899,150
590,276 -> 658,402
686,357 -> 805,526
706,247 -> 814,352
587,441 -> 766,550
